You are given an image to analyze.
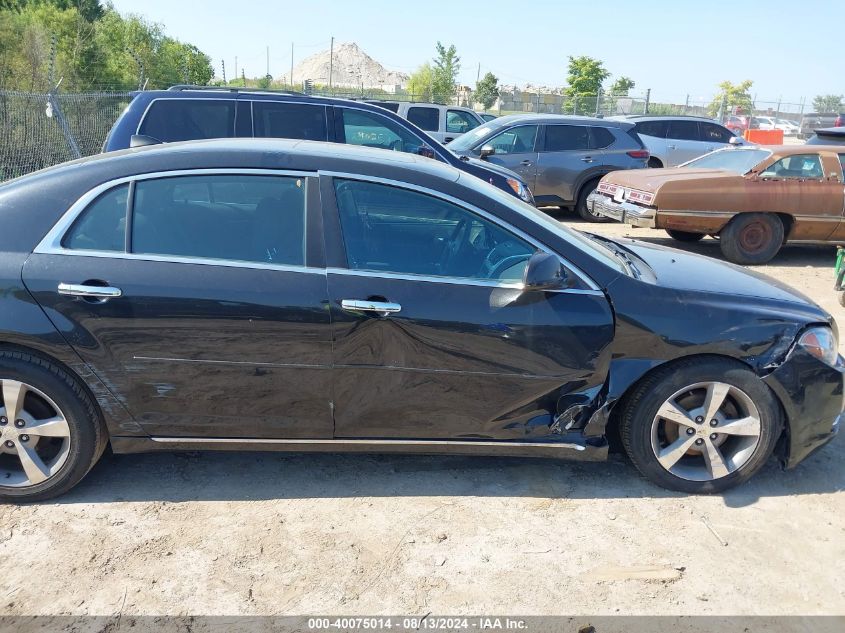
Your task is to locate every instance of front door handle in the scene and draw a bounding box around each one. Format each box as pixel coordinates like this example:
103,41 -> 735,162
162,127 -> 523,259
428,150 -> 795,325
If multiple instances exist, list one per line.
581,156 -> 594,163
520,159 -> 532,166
58,283 -> 122,299
341,299 -> 401,316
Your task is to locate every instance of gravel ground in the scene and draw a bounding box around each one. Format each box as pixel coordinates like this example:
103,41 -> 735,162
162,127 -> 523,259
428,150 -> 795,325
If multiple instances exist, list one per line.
1,218 -> 843,619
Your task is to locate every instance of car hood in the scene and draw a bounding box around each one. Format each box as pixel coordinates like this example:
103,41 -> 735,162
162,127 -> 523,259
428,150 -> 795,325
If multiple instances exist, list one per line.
602,167 -> 738,192
611,236 -> 823,311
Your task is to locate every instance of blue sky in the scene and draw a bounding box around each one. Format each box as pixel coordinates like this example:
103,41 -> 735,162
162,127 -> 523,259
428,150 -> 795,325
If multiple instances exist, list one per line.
109,0 -> 839,106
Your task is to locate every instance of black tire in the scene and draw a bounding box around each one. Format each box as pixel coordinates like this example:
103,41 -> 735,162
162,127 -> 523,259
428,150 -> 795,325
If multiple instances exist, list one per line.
619,356 -> 782,494
0,351 -> 106,502
647,157 -> 663,169
575,180 -> 611,223
719,213 -> 784,265
666,229 -> 705,242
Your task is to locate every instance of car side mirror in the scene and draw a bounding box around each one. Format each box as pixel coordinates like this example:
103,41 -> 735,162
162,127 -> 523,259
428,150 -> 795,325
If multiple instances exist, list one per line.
130,134 -> 163,148
523,251 -> 567,291
729,136 -> 743,146
479,144 -> 495,159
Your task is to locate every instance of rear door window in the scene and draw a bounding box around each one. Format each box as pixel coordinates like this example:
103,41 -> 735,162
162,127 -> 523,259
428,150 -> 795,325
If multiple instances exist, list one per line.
543,125 -> 590,152
590,127 -> 616,149
666,120 -> 701,142
252,102 -> 327,141
139,100 -> 235,141
407,107 -> 440,132
634,120 -> 668,138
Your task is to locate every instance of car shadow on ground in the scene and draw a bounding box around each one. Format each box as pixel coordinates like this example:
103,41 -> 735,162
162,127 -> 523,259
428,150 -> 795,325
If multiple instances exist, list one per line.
54,430 -> 843,507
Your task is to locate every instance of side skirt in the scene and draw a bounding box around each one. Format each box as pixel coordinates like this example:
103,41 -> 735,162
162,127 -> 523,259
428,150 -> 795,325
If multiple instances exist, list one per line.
110,435 -> 609,461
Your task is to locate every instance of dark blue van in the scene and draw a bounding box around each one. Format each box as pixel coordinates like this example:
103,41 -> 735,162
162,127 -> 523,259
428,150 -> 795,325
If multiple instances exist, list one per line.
103,86 -> 534,204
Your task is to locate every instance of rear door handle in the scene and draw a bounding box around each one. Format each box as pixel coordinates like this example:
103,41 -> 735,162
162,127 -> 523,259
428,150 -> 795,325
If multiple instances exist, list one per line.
341,299 -> 401,316
581,156 -> 594,163
520,160 -> 532,166
58,283 -> 122,299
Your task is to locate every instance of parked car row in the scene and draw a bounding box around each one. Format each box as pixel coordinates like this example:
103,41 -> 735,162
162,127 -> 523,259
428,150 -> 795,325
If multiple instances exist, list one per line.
798,112 -> 845,139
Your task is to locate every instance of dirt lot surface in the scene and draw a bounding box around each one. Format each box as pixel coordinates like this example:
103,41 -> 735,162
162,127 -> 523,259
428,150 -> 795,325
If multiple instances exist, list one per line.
1,218 -> 844,619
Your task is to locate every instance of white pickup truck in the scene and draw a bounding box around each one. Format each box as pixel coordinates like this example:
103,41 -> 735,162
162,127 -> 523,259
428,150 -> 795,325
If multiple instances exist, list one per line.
364,101 -> 485,144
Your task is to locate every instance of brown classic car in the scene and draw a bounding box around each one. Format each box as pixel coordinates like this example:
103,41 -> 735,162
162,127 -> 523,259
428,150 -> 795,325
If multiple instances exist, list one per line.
587,145 -> 845,264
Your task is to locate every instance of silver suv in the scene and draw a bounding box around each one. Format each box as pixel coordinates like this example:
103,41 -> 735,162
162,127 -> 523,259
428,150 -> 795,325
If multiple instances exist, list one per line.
612,115 -> 740,168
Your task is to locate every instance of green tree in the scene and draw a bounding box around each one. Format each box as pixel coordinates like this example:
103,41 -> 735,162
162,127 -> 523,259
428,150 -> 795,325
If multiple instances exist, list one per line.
566,55 -> 609,96
474,71 -> 498,110
407,62 -> 434,101
708,80 -> 754,117
431,41 -> 459,104
812,94 -> 844,112
610,76 -> 635,96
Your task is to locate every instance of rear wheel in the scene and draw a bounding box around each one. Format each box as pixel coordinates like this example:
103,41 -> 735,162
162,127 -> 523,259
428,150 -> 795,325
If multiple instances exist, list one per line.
575,180 -> 611,223
666,229 -> 705,243
620,357 -> 781,493
719,213 -> 784,265
647,157 -> 663,169
0,352 -> 105,501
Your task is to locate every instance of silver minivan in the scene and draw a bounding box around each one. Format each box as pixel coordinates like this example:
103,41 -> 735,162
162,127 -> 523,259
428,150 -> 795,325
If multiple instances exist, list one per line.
612,115 -> 740,168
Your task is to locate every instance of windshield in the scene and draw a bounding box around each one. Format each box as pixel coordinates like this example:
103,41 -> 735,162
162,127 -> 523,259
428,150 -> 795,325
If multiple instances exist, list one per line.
682,148 -> 772,174
445,119 -> 505,153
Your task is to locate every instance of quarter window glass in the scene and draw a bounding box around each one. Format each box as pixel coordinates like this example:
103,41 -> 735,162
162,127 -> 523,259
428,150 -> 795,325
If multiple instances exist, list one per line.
666,120 -> 701,141
838,154 -> 845,173
446,110 -> 480,134
253,102 -> 327,141
543,125 -> 590,152
139,100 -> 235,142
699,122 -> 734,143
132,175 -> 306,265
407,107 -> 440,132
334,179 -> 534,281
590,127 -> 616,149
487,125 -> 538,155
340,109 -> 430,156
62,184 -> 128,251
635,121 -> 668,138
760,154 -> 825,180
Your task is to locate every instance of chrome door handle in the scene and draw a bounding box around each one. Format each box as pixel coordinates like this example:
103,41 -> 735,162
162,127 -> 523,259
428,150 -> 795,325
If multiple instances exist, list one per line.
581,156 -> 594,163
58,283 -> 122,299
341,299 -> 401,316
667,145 -> 676,150
520,160 -> 532,166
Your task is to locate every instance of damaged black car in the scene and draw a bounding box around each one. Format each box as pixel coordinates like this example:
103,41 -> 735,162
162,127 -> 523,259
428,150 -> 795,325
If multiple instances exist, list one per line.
0,137 -> 841,500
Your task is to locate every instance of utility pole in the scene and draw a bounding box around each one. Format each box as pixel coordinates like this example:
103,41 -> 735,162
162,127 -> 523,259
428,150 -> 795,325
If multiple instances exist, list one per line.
234,56 -> 238,82
644,88 -> 651,114
242,69 -> 246,87
221,59 -> 226,84
476,62 -> 480,84
328,36 -> 334,93
266,46 -> 270,78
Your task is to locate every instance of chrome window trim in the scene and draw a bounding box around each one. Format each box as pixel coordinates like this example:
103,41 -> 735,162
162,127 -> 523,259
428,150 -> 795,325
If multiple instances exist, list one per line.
319,170 -> 601,291
34,168 -> 319,276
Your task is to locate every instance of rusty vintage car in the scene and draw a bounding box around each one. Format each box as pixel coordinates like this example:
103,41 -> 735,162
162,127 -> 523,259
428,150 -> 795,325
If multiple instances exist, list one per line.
587,145 -> 845,264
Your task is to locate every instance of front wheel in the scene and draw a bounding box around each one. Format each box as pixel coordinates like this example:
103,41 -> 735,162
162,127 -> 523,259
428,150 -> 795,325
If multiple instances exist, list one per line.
576,180 -> 612,223
666,229 -> 705,242
619,357 -> 781,493
719,213 -> 784,265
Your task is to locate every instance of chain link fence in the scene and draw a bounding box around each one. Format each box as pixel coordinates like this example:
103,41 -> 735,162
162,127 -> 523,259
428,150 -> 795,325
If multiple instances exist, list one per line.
0,91 -> 132,182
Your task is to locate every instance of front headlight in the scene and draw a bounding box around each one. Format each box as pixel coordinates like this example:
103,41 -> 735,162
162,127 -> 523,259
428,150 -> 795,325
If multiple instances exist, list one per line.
506,177 -> 533,203
797,326 -> 839,366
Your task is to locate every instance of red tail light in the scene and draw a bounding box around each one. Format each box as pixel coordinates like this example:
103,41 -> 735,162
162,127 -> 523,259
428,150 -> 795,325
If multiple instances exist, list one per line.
835,116 -> 844,127
627,149 -> 650,159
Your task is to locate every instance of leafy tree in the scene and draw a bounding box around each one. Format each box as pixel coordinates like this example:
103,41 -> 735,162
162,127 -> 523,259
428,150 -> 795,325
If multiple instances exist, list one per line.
708,80 -> 753,117
474,71 -> 499,110
431,41 -> 459,104
566,55 -> 609,96
610,76 -> 635,96
407,62 -> 434,102
812,94 -> 844,112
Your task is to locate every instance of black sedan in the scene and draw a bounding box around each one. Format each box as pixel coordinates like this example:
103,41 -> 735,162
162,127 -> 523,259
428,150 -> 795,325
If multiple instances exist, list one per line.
0,138 -> 841,500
